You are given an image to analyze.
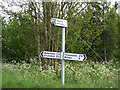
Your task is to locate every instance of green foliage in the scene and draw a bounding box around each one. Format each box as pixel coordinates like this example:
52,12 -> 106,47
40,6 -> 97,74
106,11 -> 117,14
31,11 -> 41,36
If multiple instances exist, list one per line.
2,60 -> 118,88
66,2 -> 119,61
2,16 -> 38,61
2,2 -> 119,63
100,7 -> 119,61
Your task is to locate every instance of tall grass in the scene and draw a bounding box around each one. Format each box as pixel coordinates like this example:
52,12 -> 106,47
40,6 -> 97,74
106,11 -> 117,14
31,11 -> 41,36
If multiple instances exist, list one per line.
2,59 -> 118,88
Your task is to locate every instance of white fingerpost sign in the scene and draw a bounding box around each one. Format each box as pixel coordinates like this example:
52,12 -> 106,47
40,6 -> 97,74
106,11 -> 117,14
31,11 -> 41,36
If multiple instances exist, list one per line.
63,53 -> 87,61
40,51 -> 61,59
40,51 -> 87,62
40,18 -> 87,85
51,18 -> 67,27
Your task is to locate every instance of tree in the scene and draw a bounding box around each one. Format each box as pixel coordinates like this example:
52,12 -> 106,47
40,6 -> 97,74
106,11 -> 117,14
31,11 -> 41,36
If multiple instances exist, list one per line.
1,1 -> 119,66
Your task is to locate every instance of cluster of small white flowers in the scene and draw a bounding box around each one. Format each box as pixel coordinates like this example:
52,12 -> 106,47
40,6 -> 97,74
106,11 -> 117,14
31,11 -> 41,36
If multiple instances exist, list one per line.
2,59 -> 118,88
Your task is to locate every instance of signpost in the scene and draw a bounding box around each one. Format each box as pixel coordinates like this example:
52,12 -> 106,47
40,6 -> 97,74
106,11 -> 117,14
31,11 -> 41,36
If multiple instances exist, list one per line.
64,53 -> 87,61
61,27 -> 65,85
40,18 -> 87,85
40,51 -> 87,62
40,51 -> 61,59
51,18 -> 67,27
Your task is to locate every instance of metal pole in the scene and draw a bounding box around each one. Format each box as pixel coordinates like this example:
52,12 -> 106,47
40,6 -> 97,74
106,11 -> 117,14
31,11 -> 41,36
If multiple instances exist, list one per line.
62,27 -> 65,85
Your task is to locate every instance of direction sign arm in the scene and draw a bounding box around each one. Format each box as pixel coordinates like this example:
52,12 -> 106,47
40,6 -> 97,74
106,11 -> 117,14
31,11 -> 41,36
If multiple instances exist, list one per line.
40,51 -> 43,57
83,54 -> 87,61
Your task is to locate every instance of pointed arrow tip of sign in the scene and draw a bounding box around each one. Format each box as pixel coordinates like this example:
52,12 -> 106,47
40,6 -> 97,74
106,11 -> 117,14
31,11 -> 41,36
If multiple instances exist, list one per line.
83,54 -> 87,61
40,51 -> 43,57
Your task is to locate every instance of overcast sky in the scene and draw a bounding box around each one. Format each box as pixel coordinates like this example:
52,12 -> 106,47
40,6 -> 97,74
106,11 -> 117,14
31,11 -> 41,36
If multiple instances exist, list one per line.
109,0 -> 119,6
109,0 -> 120,13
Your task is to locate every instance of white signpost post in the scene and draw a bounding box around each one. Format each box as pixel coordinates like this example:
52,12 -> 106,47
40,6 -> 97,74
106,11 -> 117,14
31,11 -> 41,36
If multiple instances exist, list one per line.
40,18 -> 87,85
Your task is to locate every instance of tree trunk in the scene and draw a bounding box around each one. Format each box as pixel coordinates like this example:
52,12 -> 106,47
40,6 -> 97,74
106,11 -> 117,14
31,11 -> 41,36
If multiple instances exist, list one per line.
51,3 -> 54,67
118,15 -> 120,59
103,30 -> 107,62
37,25 -> 41,68
32,2 -> 41,68
52,28 -> 55,68
104,48 -> 107,62
43,2 -> 48,67
47,2 -> 51,66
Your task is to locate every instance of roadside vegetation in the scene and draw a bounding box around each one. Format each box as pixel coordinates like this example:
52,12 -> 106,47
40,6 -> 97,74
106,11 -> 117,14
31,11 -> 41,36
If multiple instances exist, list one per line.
2,60 -> 118,88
